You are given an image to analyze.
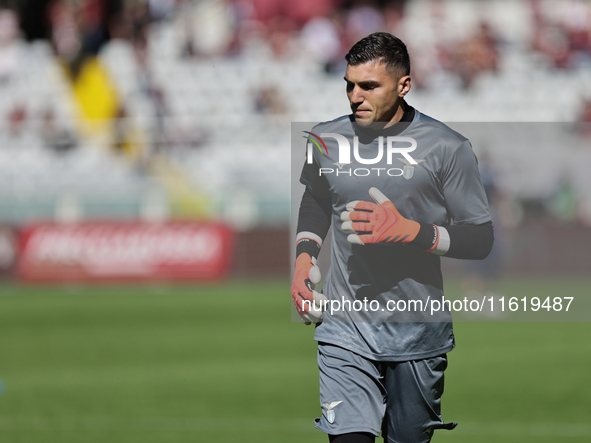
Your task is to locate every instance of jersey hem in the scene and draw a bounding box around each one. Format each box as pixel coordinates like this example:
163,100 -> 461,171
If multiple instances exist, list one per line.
314,337 -> 455,362
315,421 -> 381,437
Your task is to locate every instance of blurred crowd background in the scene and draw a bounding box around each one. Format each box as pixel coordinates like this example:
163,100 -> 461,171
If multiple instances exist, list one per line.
0,0 -> 591,279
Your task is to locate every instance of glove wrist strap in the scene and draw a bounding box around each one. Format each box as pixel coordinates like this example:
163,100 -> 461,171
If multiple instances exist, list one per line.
410,224 -> 451,255
296,231 -> 322,259
410,223 -> 439,251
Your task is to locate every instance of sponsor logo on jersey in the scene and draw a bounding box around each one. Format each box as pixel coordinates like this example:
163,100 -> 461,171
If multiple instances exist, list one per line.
322,400 -> 343,424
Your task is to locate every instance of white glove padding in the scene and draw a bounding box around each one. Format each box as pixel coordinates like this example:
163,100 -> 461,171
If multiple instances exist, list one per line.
292,255 -> 327,324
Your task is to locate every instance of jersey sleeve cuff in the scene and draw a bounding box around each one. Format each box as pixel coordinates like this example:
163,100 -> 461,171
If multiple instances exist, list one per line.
431,226 -> 450,255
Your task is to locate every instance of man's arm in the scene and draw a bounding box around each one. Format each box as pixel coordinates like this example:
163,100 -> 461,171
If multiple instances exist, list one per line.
296,188 -> 332,258
292,189 -> 332,323
412,221 -> 494,259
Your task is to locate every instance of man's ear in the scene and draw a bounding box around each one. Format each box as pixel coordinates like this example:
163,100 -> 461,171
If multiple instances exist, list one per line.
398,75 -> 411,97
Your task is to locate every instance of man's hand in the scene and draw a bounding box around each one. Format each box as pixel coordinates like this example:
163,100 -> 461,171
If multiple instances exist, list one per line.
341,187 -> 420,245
291,253 -> 327,324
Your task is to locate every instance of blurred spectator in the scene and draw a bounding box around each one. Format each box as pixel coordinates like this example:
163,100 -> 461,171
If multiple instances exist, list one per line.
0,8 -> 19,83
253,85 -> 287,114
449,21 -> 499,88
0,104 -> 40,151
560,0 -> 591,67
148,0 -> 176,22
180,17 -> 200,58
344,0 -> 385,47
266,14 -> 297,58
165,122 -> 209,158
79,0 -> 108,55
7,103 -> 27,138
226,0 -> 343,58
40,108 -> 77,153
225,0 -> 257,56
149,86 -> 170,155
49,0 -> 81,63
134,38 -> 154,96
132,37 -> 170,148
109,0 -> 152,49
49,0 -> 112,77
383,1 -> 405,36
531,20 -> 571,69
112,102 -> 131,154
108,1 -> 134,39
287,0 -> 338,28
130,0 -> 151,51
112,102 -> 149,170
300,12 -> 344,74
247,0 -> 337,27
530,0 -> 591,69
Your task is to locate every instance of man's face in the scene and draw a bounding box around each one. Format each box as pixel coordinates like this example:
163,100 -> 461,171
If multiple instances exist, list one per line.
344,61 -> 410,127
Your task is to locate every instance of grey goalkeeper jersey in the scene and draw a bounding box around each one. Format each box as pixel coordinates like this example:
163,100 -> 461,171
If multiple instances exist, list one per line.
300,109 -> 491,361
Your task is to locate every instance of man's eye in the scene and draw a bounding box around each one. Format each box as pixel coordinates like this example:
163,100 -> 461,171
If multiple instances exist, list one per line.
346,83 -> 354,92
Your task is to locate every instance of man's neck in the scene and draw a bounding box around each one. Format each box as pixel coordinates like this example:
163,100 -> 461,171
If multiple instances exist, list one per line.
385,100 -> 412,127
385,104 -> 405,127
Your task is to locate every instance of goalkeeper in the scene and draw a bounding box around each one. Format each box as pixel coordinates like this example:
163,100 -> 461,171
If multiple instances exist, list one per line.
292,32 -> 494,443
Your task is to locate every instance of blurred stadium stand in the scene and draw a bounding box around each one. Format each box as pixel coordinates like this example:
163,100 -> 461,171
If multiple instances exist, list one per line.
1,0 -> 591,278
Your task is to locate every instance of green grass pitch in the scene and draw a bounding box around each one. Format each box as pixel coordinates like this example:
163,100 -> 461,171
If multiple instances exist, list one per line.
0,278 -> 590,443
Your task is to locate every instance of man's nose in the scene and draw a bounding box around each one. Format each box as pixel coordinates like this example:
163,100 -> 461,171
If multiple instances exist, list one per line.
349,86 -> 364,104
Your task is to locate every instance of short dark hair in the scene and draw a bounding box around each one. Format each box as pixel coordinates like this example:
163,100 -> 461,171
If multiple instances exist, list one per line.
345,32 -> 410,79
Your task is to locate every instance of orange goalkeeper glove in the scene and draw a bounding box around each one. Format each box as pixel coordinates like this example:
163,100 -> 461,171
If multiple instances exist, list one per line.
291,253 -> 327,324
341,187 -> 420,245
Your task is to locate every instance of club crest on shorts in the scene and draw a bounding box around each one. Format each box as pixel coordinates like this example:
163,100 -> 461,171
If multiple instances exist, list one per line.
398,158 -> 425,180
322,401 -> 343,424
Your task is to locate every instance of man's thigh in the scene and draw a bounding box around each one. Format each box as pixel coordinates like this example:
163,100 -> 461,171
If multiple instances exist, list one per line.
315,342 -> 386,437
383,355 -> 456,443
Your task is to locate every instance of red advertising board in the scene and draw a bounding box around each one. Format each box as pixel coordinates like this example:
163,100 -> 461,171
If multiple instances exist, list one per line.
16,221 -> 234,282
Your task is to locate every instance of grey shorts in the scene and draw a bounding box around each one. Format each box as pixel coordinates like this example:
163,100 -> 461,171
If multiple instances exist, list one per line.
315,342 -> 457,443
